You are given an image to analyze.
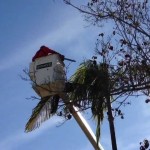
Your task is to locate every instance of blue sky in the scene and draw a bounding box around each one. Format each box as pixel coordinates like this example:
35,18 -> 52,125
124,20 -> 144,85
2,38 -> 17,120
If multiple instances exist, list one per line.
0,1 -> 150,150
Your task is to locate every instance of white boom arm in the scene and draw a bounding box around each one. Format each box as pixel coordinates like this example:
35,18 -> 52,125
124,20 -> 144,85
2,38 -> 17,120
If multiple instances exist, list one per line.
69,105 -> 105,150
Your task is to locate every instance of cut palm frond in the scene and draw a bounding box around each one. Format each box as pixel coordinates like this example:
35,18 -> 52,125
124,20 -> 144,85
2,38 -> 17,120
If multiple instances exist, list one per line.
25,95 -> 60,132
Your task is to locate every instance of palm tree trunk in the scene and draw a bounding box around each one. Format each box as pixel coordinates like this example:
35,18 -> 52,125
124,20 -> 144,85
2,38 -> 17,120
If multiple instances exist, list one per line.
106,96 -> 118,150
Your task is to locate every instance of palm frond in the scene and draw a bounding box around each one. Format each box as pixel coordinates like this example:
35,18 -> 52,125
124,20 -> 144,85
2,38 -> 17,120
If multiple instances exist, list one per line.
96,115 -> 101,146
25,95 -> 59,132
69,60 -> 109,106
69,60 -> 99,101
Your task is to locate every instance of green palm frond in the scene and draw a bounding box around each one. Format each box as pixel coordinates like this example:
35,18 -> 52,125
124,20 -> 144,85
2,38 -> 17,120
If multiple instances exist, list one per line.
69,60 -> 109,107
25,95 -> 59,132
91,97 -> 105,144
70,60 -> 99,101
96,115 -> 101,146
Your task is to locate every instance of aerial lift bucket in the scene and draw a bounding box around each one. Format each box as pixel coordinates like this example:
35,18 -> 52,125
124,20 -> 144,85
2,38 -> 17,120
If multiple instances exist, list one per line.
29,54 -> 66,98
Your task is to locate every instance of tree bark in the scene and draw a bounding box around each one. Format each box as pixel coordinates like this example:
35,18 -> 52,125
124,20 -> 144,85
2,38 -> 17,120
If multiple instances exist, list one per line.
106,96 -> 118,150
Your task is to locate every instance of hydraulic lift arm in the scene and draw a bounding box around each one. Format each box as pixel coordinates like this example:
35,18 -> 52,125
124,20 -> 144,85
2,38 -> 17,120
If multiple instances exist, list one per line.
69,105 -> 105,150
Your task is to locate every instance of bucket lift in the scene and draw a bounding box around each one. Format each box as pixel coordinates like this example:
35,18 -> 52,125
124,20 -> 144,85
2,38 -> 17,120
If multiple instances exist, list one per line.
29,46 -> 104,150
30,53 -> 66,97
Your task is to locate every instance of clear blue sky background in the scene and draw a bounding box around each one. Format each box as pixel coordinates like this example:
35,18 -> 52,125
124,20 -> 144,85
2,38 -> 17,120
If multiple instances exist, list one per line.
0,1 -> 150,150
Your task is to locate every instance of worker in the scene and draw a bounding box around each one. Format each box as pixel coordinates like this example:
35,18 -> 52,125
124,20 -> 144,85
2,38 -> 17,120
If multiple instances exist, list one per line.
32,45 -> 64,61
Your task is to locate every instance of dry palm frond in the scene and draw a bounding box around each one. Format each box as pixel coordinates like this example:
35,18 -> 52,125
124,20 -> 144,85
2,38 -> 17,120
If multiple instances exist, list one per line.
25,95 -> 59,132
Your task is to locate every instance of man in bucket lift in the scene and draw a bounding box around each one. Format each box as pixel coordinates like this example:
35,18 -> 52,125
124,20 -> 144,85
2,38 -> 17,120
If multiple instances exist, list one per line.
32,45 -> 65,62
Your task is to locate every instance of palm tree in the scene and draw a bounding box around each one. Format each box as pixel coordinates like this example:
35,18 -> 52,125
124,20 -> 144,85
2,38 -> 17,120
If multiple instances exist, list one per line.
68,59 -> 109,143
